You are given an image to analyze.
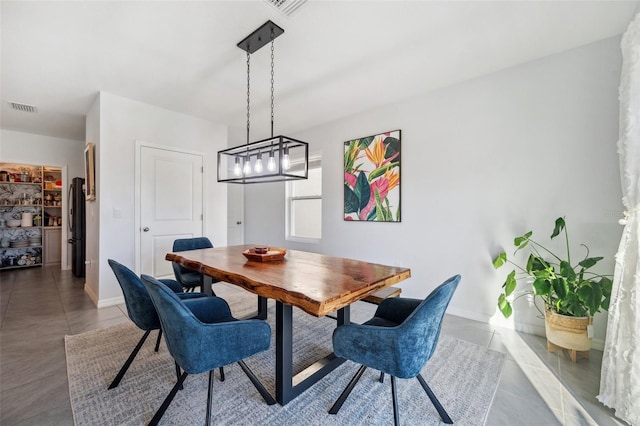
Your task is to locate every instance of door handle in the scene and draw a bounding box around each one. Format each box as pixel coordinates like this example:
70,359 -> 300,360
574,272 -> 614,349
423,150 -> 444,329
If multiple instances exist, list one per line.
143,227 -> 150,232
236,221 -> 242,225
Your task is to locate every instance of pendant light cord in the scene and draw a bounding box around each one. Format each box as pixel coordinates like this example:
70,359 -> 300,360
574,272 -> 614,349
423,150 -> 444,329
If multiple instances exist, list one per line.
246,50 -> 251,149
270,33 -> 275,138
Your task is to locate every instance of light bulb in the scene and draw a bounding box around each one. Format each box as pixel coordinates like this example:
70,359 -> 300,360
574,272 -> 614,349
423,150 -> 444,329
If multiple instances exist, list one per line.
282,146 -> 290,170
254,151 -> 263,173
233,157 -> 242,176
243,156 -> 252,175
267,149 -> 277,172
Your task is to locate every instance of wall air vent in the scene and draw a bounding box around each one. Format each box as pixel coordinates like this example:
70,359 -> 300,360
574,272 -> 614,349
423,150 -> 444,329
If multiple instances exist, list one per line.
8,102 -> 37,113
264,0 -> 308,17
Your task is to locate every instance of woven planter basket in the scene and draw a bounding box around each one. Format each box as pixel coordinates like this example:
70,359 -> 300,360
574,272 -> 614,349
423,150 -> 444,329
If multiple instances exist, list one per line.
544,307 -> 592,351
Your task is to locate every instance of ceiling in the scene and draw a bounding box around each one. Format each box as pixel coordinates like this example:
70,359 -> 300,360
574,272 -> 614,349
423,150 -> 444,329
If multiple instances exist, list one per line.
1,1 -> 638,142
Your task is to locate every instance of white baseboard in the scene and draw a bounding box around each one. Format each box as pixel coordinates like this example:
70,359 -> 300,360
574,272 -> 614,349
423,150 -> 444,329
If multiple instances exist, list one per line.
83,283 -> 125,308
446,306 -> 604,351
84,283 -> 98,306
96,295 -> 125,308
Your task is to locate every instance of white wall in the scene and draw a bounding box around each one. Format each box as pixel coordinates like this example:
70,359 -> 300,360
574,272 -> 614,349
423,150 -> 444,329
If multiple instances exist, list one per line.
84,98 -> 101,302
244,37 -> 624,348
86,92 -> 228,306
0,129 -> 85,270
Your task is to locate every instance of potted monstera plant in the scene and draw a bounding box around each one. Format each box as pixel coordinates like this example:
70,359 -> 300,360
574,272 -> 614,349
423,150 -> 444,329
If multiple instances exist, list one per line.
493,217 -> 612,361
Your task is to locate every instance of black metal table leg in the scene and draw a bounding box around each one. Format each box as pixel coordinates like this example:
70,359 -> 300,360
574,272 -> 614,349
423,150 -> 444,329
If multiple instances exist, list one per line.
275,301 -> 293,404
275,301 -> 350,405
256,296 -> 267,320
202,275 -> 213,296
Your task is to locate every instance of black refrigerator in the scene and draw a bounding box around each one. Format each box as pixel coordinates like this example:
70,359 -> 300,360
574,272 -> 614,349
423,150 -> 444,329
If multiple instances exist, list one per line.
68,177 -> 86,277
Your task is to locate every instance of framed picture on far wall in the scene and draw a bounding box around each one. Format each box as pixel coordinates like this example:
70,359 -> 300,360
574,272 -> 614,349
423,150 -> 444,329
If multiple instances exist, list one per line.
344,129 -> 401,222
84,142 -> 96,201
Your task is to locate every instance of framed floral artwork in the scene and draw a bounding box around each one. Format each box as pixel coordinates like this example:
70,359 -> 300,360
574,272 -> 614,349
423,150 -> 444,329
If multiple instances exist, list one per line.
344,130 -> 401,222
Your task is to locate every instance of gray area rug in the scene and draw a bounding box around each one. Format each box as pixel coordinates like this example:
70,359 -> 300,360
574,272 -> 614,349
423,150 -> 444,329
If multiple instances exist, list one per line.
65,293 -> 505,425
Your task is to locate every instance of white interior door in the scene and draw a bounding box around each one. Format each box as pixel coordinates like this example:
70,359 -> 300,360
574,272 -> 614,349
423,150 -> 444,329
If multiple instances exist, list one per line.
139,146 -> 203,277
227,184 -> 244,245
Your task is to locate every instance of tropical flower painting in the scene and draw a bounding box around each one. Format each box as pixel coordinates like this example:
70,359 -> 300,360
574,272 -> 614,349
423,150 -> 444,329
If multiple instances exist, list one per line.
344,130 -> 401,222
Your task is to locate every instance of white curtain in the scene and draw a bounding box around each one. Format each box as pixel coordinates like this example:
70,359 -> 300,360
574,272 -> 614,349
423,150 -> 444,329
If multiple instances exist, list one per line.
598,12 -> 640,426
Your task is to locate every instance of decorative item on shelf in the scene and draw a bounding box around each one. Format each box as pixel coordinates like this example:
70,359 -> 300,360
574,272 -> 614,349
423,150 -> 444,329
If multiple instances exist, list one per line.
6,219 -> 21,228
0,171 -> 7,182
492,217 -> 613,362
34,215 -> 42,227
217,20 -> 308,184
21,212 -> 33,227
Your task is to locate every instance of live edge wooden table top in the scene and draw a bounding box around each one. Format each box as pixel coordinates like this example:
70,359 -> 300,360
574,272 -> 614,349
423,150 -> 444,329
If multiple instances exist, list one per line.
165,244 -> 412,405
165,244 -> 411,317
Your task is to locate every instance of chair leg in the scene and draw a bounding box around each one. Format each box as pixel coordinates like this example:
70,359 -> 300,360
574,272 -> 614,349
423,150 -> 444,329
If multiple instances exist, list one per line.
219,367 -> 225,382
205,370 -> 214,426
175,362 -> 184,390
237,360 -> 276,405
108,330 -> 151,389
390,376 -> 399,426
148,372 -> 188,426
154,329 -> 162,352
417,374 -> 453,424
329,365 -> 367,415
379,371 -> 385,383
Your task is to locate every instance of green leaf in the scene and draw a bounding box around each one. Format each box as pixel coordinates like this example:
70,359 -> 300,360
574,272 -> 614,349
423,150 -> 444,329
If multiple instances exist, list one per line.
344,140 -> 359,172
368,162 -> 399,181
551,217 -> 565,239
374,190 -> 385,221
532,278 -> 551,296
600,276 -> 613,310
498,294 -> 513,318
492,252 -> 507,269
529,255 -> 548,272
514,231 -> 532,249
504,270 -> 517,296
551,277 -> 569,299
359,136 -> 375,149
354,172 -> 370,212
578,257 -> 603,269
559,260 -> 576,282
383,136 -> 401,161
561,293 -> 587,317
578,282 -> 603,316
344,184 -> 359,214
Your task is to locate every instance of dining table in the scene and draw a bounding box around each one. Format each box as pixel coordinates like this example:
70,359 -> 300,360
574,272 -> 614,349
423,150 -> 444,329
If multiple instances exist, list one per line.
165,244 -> 411,405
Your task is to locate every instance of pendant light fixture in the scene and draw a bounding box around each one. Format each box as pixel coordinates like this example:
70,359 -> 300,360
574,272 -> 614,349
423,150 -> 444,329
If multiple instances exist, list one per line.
217,20 -> 309,184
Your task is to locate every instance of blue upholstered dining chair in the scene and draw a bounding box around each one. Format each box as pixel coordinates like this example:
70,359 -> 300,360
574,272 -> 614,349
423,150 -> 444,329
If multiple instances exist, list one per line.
329,275 -> 461,425
140,274 -> 275,426
107,259 -> 211,390
172,237 -> 219,294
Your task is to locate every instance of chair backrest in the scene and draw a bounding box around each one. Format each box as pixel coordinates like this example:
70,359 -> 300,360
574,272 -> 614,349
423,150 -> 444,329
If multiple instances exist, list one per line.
396,274 -> 460,378
108,259 -> 161,331
172,237 -> 213,278
173,237 -> 213,252
141,274 -> 209,371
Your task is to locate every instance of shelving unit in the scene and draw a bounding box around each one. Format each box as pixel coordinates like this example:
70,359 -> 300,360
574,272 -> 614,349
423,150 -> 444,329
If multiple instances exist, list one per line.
0,163 -> 63,270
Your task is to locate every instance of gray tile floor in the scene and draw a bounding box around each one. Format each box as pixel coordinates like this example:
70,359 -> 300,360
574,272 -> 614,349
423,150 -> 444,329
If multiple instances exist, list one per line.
0,267 -> 623,425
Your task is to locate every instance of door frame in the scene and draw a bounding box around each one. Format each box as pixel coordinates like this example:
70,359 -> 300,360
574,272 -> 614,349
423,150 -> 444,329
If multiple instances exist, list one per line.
134,140 -> 207,275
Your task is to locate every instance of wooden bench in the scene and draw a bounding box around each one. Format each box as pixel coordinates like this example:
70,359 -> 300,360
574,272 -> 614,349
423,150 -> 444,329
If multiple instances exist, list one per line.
363,286 -> 402,304
327,287 -> 402,321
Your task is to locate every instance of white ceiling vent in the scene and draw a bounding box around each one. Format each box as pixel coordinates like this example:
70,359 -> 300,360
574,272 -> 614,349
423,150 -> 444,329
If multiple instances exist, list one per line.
8,102 -> 37,113
264,0 -> 308,17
